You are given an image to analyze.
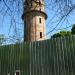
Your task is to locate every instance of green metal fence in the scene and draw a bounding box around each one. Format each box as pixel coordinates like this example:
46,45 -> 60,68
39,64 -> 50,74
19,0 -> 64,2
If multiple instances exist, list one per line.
0,35 -> 75,75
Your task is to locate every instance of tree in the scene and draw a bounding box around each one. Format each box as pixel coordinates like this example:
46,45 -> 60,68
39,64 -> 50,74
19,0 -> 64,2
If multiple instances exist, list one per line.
51,30 -> 71,38
51,33 -> 61,38
0,34 -> 6,45
71,24 -> 75,34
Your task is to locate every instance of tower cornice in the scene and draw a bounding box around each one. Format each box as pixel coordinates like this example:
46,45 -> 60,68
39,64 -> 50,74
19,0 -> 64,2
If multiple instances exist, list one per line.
22,10 -> 47,20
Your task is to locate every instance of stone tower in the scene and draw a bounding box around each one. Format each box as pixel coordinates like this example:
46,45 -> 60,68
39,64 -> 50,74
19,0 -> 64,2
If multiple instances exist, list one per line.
22,0 -> 47,42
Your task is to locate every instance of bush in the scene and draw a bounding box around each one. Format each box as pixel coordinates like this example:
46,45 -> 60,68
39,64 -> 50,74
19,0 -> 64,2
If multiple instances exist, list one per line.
51,31 -> 71,38
71,24 -> 75,34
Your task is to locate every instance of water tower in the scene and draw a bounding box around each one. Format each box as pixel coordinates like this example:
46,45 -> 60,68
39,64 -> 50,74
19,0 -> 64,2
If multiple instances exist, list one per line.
22,0 -> 47,42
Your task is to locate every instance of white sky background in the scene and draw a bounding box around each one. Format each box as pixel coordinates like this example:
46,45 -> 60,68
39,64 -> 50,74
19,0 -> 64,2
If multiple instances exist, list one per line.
0,0 -> 75,44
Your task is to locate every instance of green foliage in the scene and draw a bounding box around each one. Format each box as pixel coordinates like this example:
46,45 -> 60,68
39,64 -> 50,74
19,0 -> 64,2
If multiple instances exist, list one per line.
71,24 -> 75,34
51,24 -> 75,38
51,30 -> 71,38
0,34 -> 6,45
51,33 -> 61,38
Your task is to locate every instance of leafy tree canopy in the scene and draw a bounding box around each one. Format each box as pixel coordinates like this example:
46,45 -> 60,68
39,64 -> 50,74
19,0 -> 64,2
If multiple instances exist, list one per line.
71,24 -> 75,34
0,34 -> 6,45
51,30 -> 71,38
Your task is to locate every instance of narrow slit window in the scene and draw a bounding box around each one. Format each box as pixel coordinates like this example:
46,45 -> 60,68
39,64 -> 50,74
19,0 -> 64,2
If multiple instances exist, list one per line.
31,2 -> 32,6
40,8 -> 41,11
39,18 -> 41,23
40,32 -> 42,38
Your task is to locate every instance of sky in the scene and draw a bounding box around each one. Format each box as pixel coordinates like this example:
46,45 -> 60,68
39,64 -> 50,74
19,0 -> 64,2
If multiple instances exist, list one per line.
45,0 -> 75,38
0,0 -> 75,44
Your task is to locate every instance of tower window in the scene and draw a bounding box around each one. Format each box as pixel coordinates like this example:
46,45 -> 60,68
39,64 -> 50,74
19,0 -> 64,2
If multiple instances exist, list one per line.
31,3 -> 32,6
39,1 -> 41,5
40,32 -> 42,38
40,8 -> 41,11
39,18 -> 41,23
